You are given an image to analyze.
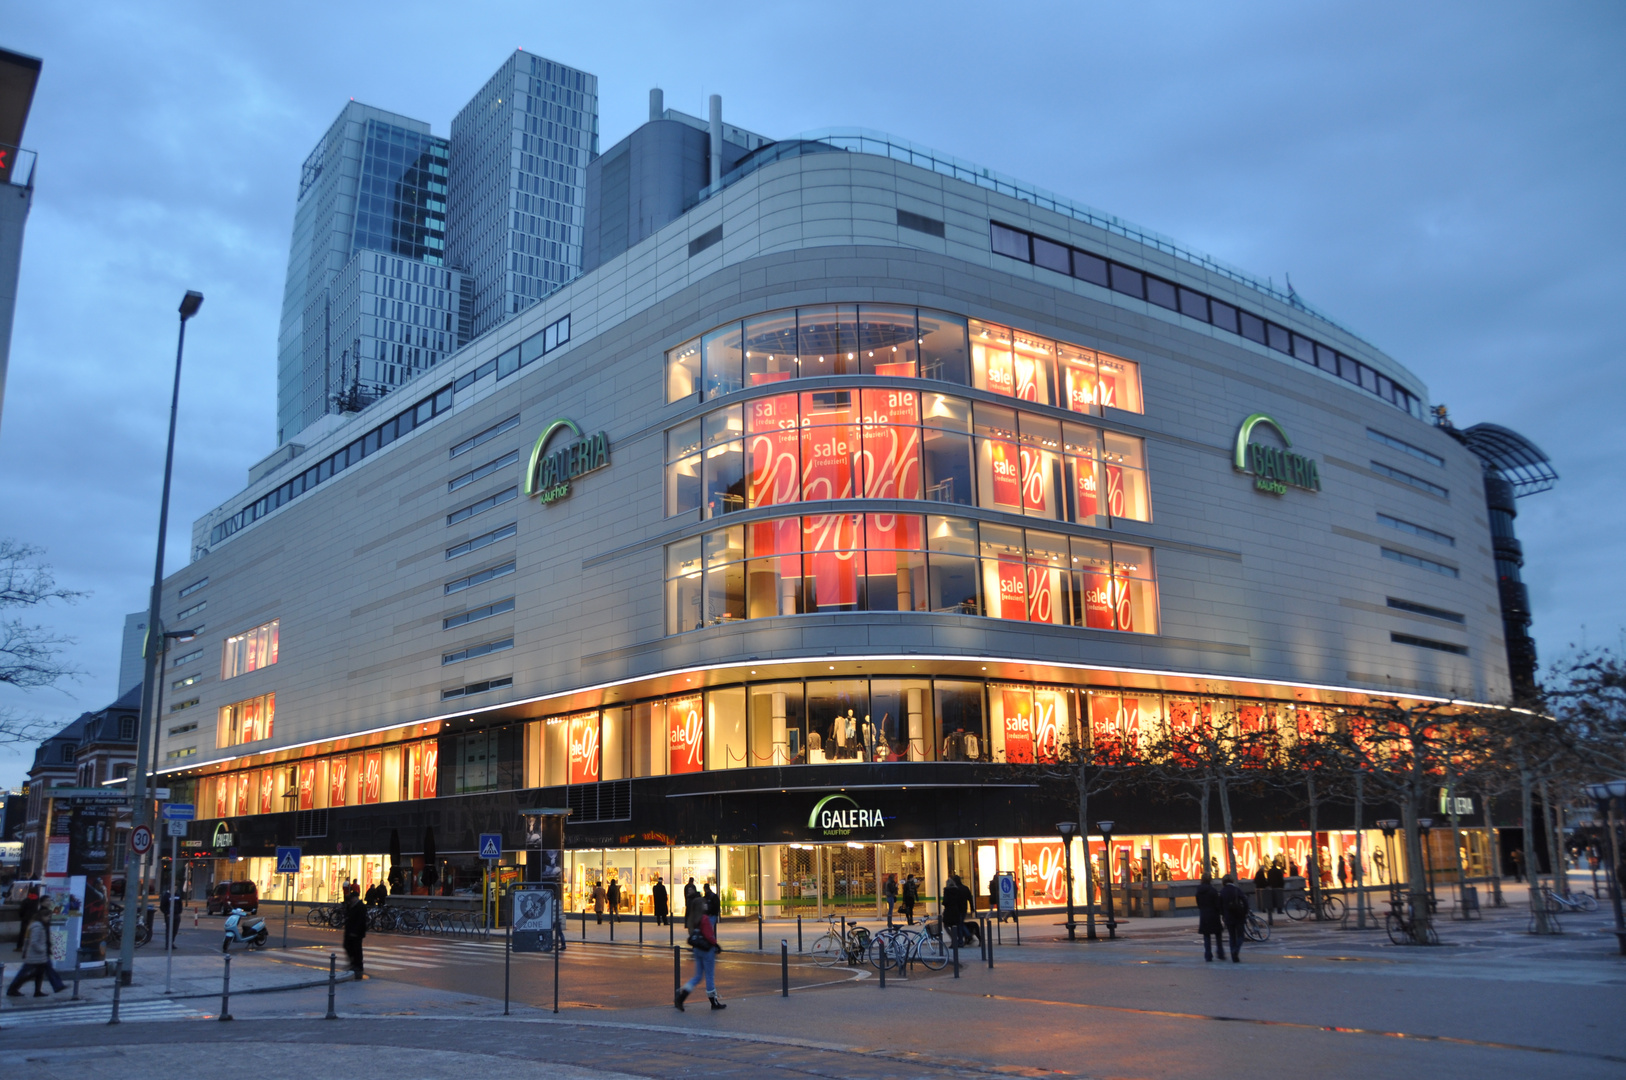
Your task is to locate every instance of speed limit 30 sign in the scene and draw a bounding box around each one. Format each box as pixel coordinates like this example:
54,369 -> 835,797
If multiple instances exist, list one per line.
129,824 -> 153,856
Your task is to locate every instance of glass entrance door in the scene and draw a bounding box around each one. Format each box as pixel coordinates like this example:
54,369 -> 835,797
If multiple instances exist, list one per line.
821,844 -> 876,914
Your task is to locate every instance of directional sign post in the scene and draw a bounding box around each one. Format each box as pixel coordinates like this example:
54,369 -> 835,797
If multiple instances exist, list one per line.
162,803 -> 195,822
276,847 -> 301,949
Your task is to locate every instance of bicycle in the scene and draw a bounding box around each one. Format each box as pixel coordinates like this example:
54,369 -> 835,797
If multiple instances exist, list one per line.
1285,892 -> 1346,922
809,916 -> 871,967
1242,909 -> 1271,942
1541,888 -> 1597,914
1384,900 -> 1439,945
867,919 -> 949,972
108,907 -> 152,948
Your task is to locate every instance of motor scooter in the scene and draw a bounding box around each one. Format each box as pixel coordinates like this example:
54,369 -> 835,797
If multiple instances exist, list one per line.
222,906 -> 269,952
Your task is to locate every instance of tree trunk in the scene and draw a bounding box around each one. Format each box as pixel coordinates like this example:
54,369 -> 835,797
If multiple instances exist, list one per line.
1077,765 -> 1096,938
1306,770 -> 1321,919
1199,773 -> 1212,880
1518,759 -> 1553,933
1447,772 -> 1468,911
1354,769 -> 1367,928
1400,797 -> 1434,944
1216,775 -> 1238,879
1482,790 -> 1503,907
1540,776 -> 1565,898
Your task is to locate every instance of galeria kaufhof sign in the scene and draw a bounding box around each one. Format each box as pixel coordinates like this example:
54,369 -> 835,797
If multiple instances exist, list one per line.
524,418 -> 610,504
1233,413 -> 1320,495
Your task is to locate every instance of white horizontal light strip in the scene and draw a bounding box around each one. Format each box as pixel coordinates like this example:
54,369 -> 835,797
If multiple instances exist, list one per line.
157,652 -> 1504,778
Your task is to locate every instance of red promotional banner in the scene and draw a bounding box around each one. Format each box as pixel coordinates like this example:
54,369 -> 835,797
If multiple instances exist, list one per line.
669,695 -> 704,774
1082,570 -> 1114,629
1089,696 -> 1140,750
1025,563 -> 1058,624
984,346 -> 1015,397
1169,700 -> 1212,733
1013,352 -> 1040,402
329,757 -> 348,807
363,751 -> 381,804
1001,689 -> 1035,763
235,773 -> 251,816
989,440 -> 1022,508
1097,370 -> 1120,410
803,514 -> 859,606
748,393 -> 800,508
866,513 -> 921,577
1239,704 -> 1265,733
1032,692 -> 1066,762
1105,464 -> 1126,518
1112,577 -> 1133,632
859,388 -> 921,502
259,770 -> 275,815
1023,841 -> 1068,905
1061,358 -> 1096,413
420,743 -> 438,800
568,714 -> 600,784
1074,458 -> 1099,519
800,395 -> 857,502
997,555 -> 1028,620
1019,447 -> 1047,513
873,361 -> 915,379
298,762 -> 315,811
216,777 -> 230,818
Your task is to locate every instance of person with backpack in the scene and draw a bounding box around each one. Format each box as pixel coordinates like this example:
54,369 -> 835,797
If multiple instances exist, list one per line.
1195,874 -> 1223,962
1219,873 -> 1249,962
674,905 -> 725,1011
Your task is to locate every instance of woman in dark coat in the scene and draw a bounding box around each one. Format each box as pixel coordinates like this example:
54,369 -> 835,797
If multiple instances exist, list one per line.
1219,874 -> 1249,962
606,878 -> 621,923
652,876 -> 669,926
1195,874 -> 1223,962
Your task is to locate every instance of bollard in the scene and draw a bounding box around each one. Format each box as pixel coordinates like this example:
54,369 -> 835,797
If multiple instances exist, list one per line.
979,921 -> 987,962
639,912 -> 644,945
987,919 -> 994,969
952,935 -> 960,978
609,912 -> 614,942
673,946 -> 681,997
1014,912 -> 1021,946
326,952 -> 338,1020
780,940 -> 789,997
109,963 -> 122,1025
72,962 -> 81,1000
878,940 -> 886,988
758,914 -> 763,951
797,915 -> 803,952
582,911 -> 587,942
219,955 -> 233,1021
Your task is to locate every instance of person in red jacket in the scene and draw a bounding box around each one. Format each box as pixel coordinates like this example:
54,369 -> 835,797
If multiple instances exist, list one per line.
674,909 -> 725,1011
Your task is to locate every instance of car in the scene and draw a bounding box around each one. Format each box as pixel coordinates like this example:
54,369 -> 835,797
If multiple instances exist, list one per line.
206,880 -> 258,915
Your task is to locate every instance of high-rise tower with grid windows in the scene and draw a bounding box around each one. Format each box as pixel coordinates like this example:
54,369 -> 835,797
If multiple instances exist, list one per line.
448,51 -> 598,339
276,102 -> 468,445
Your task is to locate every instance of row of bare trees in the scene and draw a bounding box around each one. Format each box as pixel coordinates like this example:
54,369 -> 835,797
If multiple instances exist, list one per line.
1031,653 -> 1626,944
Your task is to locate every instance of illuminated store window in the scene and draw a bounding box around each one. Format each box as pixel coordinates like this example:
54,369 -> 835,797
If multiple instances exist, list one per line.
667,516 -> 1157,634
217,692 -> 274,748
221,620 -> 279,680
665,305 -> 1139,415
668,389 -> 1149,526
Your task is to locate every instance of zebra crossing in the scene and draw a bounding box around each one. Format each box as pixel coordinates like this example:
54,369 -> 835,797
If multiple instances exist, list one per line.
299,937 -> 641,973
1,999 -> 208,1026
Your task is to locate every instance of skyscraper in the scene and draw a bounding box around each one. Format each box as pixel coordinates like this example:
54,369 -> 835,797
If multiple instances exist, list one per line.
448,51 -> 597,339
276,102 -> 467,445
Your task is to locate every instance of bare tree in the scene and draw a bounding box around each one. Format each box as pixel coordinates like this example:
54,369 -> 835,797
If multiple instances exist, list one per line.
0,539 -> 85,742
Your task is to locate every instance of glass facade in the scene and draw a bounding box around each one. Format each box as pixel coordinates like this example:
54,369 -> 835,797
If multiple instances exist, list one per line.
220,620 -> 278,680
353,120 -> 448,263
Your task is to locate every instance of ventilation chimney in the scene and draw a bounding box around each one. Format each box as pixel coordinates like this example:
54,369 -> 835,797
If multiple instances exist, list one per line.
649,87 -> 663,123
709,94 -> 723,185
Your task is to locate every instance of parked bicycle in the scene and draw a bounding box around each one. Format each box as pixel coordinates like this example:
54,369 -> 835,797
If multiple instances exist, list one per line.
1242,909 -> 1271,942
867,919 -> 949,971
809,915 -> 871,967
1286,891 -> 1346,922
1541,887 -> 1597,913
1384,899 -> 1439,945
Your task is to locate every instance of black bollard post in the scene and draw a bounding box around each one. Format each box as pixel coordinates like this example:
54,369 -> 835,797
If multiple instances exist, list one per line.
878,939 -> 886,989
979,921 -> 987,962
609,912 -> 614,942
952,935 -> 960,978
326,953 -> 338,1019
108,962 -> 122,1025
673,945 -> 681,997
797,915 -> 803,952
758,914 -> 763,951
987,919 -> 994,969
219,955 -> 233,1021
581,911 -> 586,942
781,940 -> 789,997
639,912 -> 644,945
1014,912 -> 1021,946
72,961 -> 81,1000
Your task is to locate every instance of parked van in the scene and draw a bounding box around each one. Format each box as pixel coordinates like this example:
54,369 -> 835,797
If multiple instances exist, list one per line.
206,880 -> 259,914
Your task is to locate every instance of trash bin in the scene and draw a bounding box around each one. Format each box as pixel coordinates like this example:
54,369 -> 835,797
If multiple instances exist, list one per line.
1461,885 -> 1479,911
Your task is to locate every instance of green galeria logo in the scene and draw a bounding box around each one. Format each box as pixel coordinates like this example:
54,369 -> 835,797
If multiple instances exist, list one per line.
1234,413 -> 1321,495
807,793 -> 885,836
524,418 -> 611,505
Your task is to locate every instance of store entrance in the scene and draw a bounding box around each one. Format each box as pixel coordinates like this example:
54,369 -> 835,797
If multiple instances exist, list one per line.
776,842 -> 930,917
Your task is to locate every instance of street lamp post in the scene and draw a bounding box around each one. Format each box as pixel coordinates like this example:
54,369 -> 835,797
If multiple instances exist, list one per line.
116,290 -> 202,984
1585,780 -> 1626,955
1376,819 -> 1400,914
1057,821 -> 1078,941
1098,820 -> 1117,940
1418,818 -> 1436,913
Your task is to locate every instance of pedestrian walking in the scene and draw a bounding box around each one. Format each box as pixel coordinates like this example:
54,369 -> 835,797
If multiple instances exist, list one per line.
591,880 -> 606,924
1195,874 -> 1223,962
652,875 -> 669,926
160,888 -> 184,947
1267,858 -> 1285,914
703,883 -> 719,918
1219,874 -> 1249,963
7,903 -> 65,996
14,887 -> 39,952
343,889 -> 368,978
1337,854 -> 1349,889
901,874 -> 919,925
940,873 -> 970,945
883,875 -> 899,924
674,906 -> 725,1011
1509,849 -> 1524,883
606,878 -> 621,924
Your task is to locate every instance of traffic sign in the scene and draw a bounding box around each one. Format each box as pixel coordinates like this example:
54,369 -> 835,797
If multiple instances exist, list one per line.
161,802 -> 195,821
479,833 -> 502,859
166,819 -> 189,838
129,825 -> 153,856
996,872 -> 1017,913
275,846 -> 302,874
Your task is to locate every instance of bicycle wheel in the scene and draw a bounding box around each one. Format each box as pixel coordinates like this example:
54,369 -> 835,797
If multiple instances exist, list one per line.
1543,891 -> 1562,914
135,921 -> 152,948
1244,915 -> 1269,942
307,906 -> 329,927
1385,913 -> 1407,945
1285,895 -> 1311,921
915,931 -> 948,970
328,906 -> 346,929
810,933 -> 843,967
1322,895 -> 1346,921
1576,891 -> 1599,912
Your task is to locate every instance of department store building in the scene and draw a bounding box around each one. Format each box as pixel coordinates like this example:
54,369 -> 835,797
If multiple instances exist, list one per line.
156,123 -> 1520,917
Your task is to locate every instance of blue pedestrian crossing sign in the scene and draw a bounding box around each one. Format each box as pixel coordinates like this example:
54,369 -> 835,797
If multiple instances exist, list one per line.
275,846 -> 302,874
479,833 -> 502,860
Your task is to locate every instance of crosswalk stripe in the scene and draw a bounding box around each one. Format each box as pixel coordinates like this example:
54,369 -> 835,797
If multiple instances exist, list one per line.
12,1001 -> 207,1025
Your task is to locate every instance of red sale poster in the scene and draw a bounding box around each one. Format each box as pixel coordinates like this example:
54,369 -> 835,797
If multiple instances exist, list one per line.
259,770 -> 275,815
1074,457 -> 1100,519
569,713 -> 600,784
1025,563 -> 1058,624
1001,689 -> 1035,763
873,360 -> 915,379
329,757 -> 348,807
1090,696 -> 1140,749
800,394 -> 857,502
983,345 -> 1015,397
669,695 -> 704,774
298,762 -> 315,811
1097,370 -> 1119,410
216,777 -> 230,818
1019,446 -> 1047,513
1023,841 -> 1068,905
1033,693 -> 1063,762
419,743 -> 438,799
989,440 -> 1022,508
235,772 -> 251,816
1013,353 -> 1040,402
363,752 -> 381,804
1105,464 -> 1125,517
859,388 -> 921,502
865,513 -> 921,577
1082,569 -> 1114,629
997,555 -> 1027,619
1061,357 -> 1096,413
803,514 -> 859,606
748,393 -> 800,508
1112,576 -> 1134,632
